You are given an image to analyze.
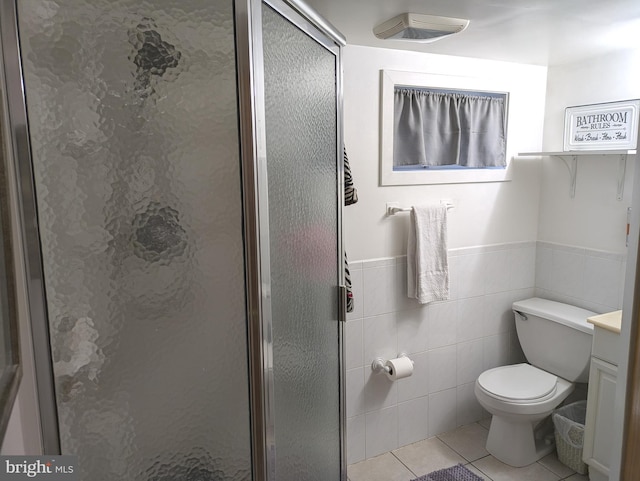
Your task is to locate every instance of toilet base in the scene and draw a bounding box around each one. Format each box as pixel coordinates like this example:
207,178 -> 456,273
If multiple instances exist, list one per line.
486,414 -> 555,467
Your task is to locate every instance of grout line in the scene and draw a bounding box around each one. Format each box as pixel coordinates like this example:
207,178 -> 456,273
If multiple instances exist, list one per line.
464,461 -> 493,481
535,458 -> 566,480
434,434 -> 466,461
469,456 -> 494,481
389,451 -> 419,477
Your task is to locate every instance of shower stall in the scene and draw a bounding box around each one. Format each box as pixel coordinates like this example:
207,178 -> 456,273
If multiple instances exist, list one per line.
0,0 -> 345,479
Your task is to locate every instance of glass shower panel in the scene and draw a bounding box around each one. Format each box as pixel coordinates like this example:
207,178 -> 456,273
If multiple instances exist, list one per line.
262,5 -> 341,481
18,1 -> 251,479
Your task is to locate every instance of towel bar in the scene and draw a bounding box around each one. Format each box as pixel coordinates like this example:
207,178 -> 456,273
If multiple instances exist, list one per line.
386,201 -> 454,216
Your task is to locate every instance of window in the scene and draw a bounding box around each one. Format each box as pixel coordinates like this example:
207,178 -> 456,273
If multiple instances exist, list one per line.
380,70 -> 512,186
394,87 -> 507,169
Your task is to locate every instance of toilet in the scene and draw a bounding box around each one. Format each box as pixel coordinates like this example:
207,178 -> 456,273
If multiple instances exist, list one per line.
474,297 -> 595,467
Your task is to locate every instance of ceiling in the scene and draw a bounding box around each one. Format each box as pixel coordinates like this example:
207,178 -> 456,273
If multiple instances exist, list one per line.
303,0 -> 640,66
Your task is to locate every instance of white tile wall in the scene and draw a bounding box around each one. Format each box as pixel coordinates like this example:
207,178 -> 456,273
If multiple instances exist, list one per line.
365,406 -> 398,458
347,415 -> 365,465
456,297 -> 485,342
456,339 -> 484,385
535,241 -> 625,313
345,240 -> 627,464
345,319 -> 363,370
346,367 -> 365,418
362,264 -> 398,317
482,332 -> 511,371
398,397 -> 429,447
509,245 -> 537,289
452,253 -> 486,299
428,345 -> 457,393
346,242 -> 538,464
427,302 -> 457,349
363,312 -> 396,368
456,382 -> 483,427
397,308 -> 429,354
428,388 -> 457,436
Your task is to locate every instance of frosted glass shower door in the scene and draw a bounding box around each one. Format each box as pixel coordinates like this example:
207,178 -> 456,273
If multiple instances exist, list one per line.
260,3 -> 343,480
17,1 -> 251,479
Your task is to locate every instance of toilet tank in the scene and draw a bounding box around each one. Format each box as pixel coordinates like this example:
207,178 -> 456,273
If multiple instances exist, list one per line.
512,298 -> 595,383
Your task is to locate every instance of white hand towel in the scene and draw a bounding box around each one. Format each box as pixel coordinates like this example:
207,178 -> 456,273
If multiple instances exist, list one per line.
407,204 -> 449,304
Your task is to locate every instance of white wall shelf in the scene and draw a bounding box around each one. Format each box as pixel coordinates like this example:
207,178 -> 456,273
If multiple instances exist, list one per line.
517,150 -> 637,200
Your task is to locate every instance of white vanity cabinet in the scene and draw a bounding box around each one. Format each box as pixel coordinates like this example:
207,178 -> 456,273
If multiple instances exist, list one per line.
583,311 -> 622,481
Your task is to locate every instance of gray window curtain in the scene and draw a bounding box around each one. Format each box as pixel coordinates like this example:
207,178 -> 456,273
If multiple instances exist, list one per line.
393,88 -> 506,168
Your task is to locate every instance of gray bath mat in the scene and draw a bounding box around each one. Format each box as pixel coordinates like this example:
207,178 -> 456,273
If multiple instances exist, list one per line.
410,463 -> 483,481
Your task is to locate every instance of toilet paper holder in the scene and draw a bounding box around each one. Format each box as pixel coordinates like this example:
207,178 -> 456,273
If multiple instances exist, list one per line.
371,353 -> 413,374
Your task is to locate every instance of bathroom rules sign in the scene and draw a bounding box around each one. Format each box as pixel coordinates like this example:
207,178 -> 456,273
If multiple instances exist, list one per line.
564,99 -> 640,151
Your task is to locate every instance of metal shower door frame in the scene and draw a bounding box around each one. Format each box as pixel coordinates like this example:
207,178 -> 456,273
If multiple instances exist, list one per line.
234,0 -> 347,479
0,0 -> 60,454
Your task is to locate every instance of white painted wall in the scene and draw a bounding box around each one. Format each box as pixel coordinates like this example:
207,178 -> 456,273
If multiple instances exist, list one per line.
538,49 -> 640,253
343,45 -> 548,260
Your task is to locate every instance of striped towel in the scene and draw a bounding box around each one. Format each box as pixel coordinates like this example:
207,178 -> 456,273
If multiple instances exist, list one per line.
344,147 -> 357,312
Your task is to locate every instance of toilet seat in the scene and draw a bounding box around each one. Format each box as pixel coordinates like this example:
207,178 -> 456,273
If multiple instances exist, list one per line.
477,364 -> 558,404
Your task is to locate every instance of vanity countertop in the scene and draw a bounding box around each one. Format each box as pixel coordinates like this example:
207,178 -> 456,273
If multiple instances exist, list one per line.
587,310 -> 622,334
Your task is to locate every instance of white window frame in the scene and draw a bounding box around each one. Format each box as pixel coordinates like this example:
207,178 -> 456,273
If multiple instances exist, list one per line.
380,69 -> 513,186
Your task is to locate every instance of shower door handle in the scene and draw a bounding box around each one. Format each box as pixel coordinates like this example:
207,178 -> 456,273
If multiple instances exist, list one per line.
338,285 -> 347,323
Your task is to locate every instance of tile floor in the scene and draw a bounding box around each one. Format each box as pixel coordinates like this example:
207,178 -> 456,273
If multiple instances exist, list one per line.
347,420 -> 591,481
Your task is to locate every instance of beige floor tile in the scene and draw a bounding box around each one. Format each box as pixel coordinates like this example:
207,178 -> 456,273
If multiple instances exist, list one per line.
438,423 -> 490,462
563,474 -> 589,480
347,452 -> 415,481
466,461 -> 494,480
392,437 -> 466,476
473,455 -> 561,481
537,451 -> 576,478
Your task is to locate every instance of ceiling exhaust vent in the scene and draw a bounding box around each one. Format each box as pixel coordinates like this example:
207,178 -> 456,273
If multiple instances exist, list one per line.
373,13 -> 470,43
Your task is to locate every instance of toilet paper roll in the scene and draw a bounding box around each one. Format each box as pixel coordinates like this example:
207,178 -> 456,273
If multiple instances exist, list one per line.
384,356 -> 414,381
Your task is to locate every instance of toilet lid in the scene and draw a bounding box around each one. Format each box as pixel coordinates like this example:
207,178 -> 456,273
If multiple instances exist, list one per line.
477,364 -> 557,401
